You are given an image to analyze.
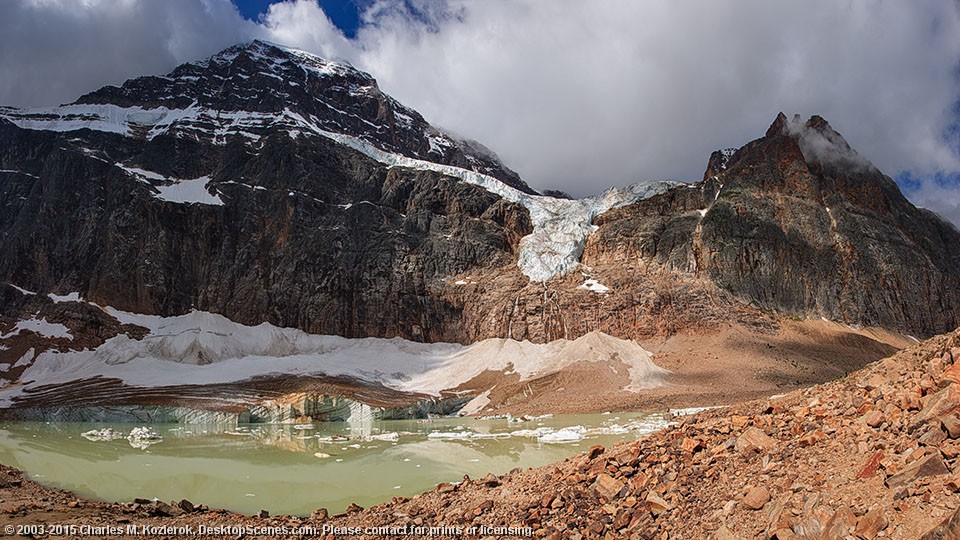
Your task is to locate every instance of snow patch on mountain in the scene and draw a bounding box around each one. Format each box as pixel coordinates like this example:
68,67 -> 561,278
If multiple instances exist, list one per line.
579,278 -> 610,294
1,317 -> 72,340
0,104 -> 198,138
116,165 -> 223,205
153,176 -> 223,206
7,284 -> 36,296
48,292 -> 82,303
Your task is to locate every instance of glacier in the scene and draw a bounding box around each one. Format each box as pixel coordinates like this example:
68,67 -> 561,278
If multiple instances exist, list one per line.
0,98 -> 678,282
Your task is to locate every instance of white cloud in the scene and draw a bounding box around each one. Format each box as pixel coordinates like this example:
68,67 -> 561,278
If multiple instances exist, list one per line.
903,177 -> 960,230
1,0 -> 959,221
259,0 -> 960,199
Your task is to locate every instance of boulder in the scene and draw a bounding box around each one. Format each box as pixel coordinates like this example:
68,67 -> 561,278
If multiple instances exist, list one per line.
593,473 -> 624,501
914,385 -> 960,429
920,506 -> 960,540
735,427 -> 777,455
856,451 -> 884,479
885,453 -> 950,489
854,507 -> 888,539
741,486 -> 771,510
645,491 -> 672,515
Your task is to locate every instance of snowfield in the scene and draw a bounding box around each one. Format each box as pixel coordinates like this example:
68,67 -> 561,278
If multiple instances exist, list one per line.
0,309 -> 669,407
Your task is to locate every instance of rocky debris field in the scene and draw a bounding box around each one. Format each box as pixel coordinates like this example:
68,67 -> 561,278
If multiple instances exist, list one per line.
323,328 -> 960,539
3,328 -> 960,539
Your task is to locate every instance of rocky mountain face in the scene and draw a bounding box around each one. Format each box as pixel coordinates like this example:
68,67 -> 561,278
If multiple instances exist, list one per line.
442,113 -> 960,343
14,40 -> 533,193
584,113 -> 960,337
0,41 -> 536,343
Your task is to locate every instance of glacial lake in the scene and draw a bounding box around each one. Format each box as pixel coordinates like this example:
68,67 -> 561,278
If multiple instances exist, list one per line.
0,412 -> 671,516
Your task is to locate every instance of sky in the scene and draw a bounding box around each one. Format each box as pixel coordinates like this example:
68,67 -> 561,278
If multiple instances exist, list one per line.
0,0 -> 958,226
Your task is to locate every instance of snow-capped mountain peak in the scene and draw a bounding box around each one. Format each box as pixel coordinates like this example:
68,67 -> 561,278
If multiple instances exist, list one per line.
0,40 -> 533,194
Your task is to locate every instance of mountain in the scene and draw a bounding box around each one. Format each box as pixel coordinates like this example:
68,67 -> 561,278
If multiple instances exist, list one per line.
0,41 -> 958,419
584,113 -> 960,336
0,40 -> 538,341
5,40 -> 532,193
0,40 -> 679,344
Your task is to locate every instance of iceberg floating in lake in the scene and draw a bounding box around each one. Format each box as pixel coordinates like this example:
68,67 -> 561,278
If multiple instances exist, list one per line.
81,427 -> 125,441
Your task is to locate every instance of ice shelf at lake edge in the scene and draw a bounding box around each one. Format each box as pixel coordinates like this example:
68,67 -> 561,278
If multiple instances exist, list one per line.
0,309 -> 669,407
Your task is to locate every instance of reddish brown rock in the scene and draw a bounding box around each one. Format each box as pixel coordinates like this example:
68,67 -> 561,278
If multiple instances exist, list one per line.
821,506 -> 856,540
645,491 -> 672,516
901,390 -> 923,411
885,453 -> 950,489
480,473 -> 501,488
862,410 -> 883,428
791,518 -> 825,539
798,430 -> 826,447
680,437 -> 703,453
921,506 -> 960,539
945,474 -> 960,492
920,427 -> 948,447
942,414 -> 960,439
941,363 -> 960,385
592,473 -> 624,501
856,451 -> 885,479
772,528 -> 800,540
714,525 -> 742,540
741,486 -> 770,510
915,385 -> 960,428
735,427 -> 777,455
854,507 -> 888,539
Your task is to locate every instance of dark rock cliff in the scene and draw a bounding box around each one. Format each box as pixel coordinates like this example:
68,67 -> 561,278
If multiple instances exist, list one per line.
0,41 -> 539,344
0,126 -> 531,342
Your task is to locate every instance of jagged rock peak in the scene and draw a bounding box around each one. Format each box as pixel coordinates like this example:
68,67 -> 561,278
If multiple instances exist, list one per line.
76,39 -> 396,115
764,112 -> 870,172
765,111 -> 791,137
702,147 -> 739,180
198,39 -> 372,81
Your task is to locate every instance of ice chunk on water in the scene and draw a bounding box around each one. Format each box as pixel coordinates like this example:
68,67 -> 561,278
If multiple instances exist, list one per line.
427,431 -> 473,440
127,426 -> 163,449
538,426 -> 586,443
81,427 -> 125,441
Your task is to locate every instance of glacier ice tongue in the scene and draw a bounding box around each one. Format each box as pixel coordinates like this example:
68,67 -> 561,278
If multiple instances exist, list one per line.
291,115 -> 680,281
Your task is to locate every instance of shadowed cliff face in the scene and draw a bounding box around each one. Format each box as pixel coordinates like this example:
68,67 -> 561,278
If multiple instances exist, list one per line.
0,126 -> 531,343
589,114 -> 960,337
0,40 -> 541,344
